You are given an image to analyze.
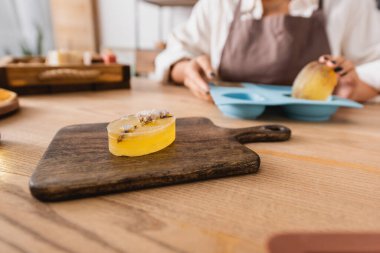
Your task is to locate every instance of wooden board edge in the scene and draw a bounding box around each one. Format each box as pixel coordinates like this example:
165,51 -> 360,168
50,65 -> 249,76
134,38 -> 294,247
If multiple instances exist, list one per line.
29,160 -> 259,202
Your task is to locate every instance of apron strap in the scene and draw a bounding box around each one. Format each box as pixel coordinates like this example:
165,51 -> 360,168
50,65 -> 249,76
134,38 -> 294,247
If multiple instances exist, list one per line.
318,0 -> 324,10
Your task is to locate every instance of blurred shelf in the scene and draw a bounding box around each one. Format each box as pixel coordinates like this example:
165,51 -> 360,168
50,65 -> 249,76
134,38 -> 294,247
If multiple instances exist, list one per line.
142,0 -> 197,6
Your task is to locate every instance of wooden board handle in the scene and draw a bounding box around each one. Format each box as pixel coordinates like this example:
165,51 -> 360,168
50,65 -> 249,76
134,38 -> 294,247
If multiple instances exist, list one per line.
227,125 -> 291,144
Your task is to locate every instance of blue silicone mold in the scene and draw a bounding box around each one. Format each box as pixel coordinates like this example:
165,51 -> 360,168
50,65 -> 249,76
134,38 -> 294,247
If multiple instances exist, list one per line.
210,83 -> 363,122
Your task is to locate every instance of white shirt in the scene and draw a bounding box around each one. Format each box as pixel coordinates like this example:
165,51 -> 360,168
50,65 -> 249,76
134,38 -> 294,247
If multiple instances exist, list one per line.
155,0 -> 380,92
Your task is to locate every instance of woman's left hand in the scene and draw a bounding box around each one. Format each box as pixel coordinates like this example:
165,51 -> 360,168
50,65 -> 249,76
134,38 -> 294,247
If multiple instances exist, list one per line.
319,55 -> 378,102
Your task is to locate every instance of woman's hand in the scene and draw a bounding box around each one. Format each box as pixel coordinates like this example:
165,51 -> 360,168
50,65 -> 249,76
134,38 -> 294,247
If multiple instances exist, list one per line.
319,55 -> 378,102
170,55 -> 215,101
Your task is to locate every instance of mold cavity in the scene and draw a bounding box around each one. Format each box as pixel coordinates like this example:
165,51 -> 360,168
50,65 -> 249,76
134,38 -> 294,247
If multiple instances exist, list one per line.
223,93 -> 265,101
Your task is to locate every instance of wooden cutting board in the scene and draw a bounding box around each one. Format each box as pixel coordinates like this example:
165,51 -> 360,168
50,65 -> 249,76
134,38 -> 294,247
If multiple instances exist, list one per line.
30,117 -> 291,201
0,89 -> 19,117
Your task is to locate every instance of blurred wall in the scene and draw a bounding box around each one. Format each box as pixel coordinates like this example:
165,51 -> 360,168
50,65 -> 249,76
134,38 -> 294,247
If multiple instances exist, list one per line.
0,0 -> 54,57
98,0 -> 192,49
0,0 -> 191,62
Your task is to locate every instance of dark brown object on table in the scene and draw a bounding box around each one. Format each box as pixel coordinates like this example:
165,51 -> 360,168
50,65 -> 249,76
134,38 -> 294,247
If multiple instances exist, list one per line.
268,233 -> 380,253
0,64 -> 130,94
29,117 -> 291,202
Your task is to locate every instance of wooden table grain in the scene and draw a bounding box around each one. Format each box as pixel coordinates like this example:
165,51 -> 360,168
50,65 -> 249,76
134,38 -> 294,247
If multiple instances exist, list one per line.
0,78 -> 380,253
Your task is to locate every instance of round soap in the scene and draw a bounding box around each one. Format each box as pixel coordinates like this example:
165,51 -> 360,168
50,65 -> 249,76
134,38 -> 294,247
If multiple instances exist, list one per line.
107,110 -> 176,157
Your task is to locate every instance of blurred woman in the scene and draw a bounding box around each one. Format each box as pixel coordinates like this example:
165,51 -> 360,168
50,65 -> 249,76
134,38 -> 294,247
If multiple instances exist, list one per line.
156,0 -> 380,102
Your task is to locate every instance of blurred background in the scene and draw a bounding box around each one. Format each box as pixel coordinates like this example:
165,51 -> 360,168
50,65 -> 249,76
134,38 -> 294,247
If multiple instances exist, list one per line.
0,0 -> 196,76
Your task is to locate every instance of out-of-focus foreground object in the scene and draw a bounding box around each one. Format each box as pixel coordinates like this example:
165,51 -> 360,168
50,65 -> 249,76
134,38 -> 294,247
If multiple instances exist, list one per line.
268,233 -> 380,253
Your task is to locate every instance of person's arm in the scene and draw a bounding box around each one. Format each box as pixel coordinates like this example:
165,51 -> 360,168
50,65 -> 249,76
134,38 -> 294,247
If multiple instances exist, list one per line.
155,0 -> 212,82
319,56 -> 378,102
321,0 -> 380,102
356,60 -> 380,99
171,55 -> 215,101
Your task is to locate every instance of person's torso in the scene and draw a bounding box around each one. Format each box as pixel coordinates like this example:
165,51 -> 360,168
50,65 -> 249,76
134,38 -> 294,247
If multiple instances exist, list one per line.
207,0 -> 360,72
218,0 -> 331,84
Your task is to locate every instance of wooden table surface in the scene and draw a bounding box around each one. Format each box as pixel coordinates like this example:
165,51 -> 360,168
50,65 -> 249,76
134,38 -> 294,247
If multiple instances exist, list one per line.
1,78 -> 380,253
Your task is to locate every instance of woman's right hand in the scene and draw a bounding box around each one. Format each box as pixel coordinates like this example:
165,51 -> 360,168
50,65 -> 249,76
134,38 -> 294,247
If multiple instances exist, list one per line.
170,55 -> 215,101
319,55 -> 378,102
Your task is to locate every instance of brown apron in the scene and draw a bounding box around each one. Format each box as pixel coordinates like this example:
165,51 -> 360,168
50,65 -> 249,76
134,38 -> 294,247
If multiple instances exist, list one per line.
219,0 -> 331,85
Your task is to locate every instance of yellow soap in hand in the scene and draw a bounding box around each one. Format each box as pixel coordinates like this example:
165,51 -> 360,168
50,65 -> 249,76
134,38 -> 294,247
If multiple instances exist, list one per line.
107,110 -> 176,157
292,61 -> 338,101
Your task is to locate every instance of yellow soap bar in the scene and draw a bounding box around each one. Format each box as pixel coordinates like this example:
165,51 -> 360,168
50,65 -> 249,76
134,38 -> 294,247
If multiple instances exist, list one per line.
107,110 -> 176,157
292,61 -> 338,101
